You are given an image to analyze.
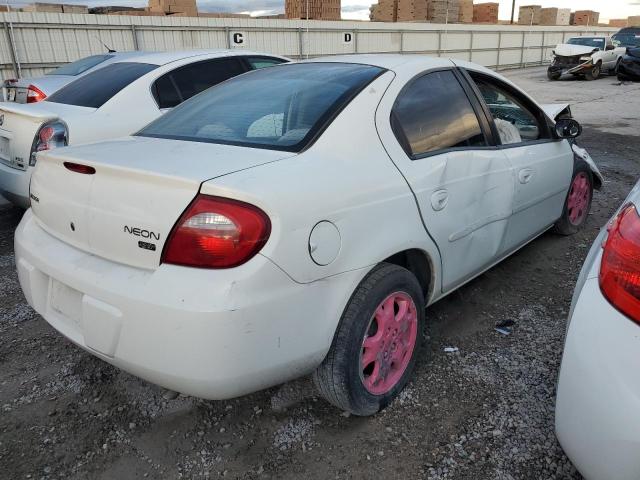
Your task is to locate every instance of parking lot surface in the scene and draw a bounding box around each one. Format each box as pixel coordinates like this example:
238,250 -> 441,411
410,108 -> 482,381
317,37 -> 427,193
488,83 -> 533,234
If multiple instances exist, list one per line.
1,66 -> 640,480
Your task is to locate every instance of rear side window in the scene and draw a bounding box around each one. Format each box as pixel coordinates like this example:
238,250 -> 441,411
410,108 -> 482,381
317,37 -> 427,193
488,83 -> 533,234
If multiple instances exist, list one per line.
152,58 -> 247,109
47,62 -> 158,109
392,70 -> 486,158
139,62 -> 384,152
246,56 -> 287,69
47,54 -> 113,76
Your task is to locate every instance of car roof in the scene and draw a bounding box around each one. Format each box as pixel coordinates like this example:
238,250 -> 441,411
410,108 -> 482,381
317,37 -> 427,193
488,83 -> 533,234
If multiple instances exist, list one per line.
107,49 -> 279,66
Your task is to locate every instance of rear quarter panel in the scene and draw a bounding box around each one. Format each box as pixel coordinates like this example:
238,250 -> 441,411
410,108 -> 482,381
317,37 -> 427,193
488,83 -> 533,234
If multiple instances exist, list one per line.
199,71 -> 442,297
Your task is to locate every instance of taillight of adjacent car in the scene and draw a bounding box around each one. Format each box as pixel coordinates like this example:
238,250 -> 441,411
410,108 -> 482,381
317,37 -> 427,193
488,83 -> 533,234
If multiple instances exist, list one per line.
161,195 -> 271,269
26,85 -> 47,103
599,204 -> 640,324
30,121 -> 68,166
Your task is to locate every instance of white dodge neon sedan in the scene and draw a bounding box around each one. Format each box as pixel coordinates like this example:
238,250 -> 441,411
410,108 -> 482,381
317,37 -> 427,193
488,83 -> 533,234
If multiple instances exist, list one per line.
16,56 -> 602,415
0,49 -> 287,207
556,181 -> 640,480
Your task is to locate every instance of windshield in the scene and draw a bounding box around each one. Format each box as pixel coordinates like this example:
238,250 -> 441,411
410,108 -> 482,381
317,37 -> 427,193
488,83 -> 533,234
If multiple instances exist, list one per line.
567,37 -> 605,49
138,62 -> 385,152
612,33 -> 640,47
47,54 -> 113,76
47,62 -> 157,108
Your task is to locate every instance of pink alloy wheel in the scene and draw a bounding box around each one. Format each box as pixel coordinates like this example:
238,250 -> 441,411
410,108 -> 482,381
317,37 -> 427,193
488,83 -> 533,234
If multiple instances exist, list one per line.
360,292 -> 418,395
567,172 -> 591,226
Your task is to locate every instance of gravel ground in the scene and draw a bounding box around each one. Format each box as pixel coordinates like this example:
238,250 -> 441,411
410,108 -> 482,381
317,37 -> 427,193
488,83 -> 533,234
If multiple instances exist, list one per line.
1,66 -> 639,480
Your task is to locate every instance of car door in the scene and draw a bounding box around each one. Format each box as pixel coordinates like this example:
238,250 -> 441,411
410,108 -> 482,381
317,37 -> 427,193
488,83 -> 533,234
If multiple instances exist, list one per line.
151,57 -> 249,111
604,37 -> 617,67
376,68 -> 514,292
463,70 -> 574,252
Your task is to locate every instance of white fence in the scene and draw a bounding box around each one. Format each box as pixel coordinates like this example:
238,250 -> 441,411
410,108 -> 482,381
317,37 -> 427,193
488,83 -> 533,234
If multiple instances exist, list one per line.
0,11 -> 616,80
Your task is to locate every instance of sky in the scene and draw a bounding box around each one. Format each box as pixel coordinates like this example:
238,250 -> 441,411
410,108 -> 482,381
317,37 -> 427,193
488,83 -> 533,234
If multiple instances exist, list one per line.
5,0 -> 640,22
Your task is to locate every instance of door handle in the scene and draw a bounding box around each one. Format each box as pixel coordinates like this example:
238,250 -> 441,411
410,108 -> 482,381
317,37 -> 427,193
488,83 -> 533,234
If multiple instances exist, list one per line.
518,168 -> 533,184
431,189 -> 449,211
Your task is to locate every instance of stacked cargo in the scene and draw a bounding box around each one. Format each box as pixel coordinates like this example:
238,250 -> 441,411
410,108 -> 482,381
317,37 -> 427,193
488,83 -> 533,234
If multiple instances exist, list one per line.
458,0 -> 473,24
396,0 -> 428,22
572,10 -> 599,26
518,5 -> 541,25
629,16 -> 640,27
539,7 -> 570,26
285,0 -> 341,20
148,0 -> 198,17
428,0 -> 460,24
370,0 -> 398,22
23,3 -> 89,13
608,19 -> 628,28
473,2 -> 499,24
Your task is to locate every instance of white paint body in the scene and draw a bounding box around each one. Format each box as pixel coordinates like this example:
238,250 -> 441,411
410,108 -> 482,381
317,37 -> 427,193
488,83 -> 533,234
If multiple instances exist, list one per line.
0,49 -> 288,208
556,182 -> 640,480
15,55 -> 589,400
554,36 -> 626,71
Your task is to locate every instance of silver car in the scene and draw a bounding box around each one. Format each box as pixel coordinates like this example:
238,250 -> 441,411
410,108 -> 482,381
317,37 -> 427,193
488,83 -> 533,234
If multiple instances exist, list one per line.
2,51 -> 141,103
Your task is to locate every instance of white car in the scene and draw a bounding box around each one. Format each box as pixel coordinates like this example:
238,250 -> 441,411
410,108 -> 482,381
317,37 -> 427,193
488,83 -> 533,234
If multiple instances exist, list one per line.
15,56 -> 602,415
556,182 -> 640,480
0,49 -> 288,207
2,51 -> 142,104
548,36 -> 626,80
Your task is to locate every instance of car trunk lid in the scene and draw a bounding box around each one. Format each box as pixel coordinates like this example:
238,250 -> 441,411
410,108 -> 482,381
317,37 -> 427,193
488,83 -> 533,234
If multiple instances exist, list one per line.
0,102 -> 93,170
30,136 -> 295,269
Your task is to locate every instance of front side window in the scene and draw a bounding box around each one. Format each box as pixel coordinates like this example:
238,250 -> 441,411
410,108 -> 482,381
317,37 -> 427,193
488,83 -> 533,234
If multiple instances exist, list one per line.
47,62 -> 158,108
139,63 -> 384,152
471,75 -> 543,145
567,37 -> 605,50
612,33 -> 640,47
47,54 -> 113,76
152,58 -> 247,109
391,70 -> 486,158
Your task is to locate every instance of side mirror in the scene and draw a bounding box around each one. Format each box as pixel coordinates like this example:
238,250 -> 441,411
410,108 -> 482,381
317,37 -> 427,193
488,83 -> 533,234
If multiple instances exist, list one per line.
606,44 -> 615,51
555,118 -> 582,139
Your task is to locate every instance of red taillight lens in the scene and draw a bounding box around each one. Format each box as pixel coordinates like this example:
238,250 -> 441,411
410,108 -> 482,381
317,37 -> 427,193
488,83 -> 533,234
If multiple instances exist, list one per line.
599,204 -> 640,324
26,84 -> 46,103
162,195 -> 271,269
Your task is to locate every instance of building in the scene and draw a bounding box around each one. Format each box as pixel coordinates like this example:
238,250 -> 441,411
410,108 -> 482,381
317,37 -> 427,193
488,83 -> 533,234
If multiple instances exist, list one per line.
427,0 -> 460,23
518,5 -> 541,25
473,2 -> 499,24
285,0 -> 341,20
609,18 -> 628,28
539,7 -> 570,26
22,2 -> 89,13
627,16 -> 640,27
572,10 -> 599,26
396,0 -> 428,22
458,0 -> 473,23
370,0 -> 397,22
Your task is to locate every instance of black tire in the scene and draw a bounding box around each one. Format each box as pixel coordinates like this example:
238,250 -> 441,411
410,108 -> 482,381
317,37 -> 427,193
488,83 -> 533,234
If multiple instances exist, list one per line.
553,161 -> 594,235
547,70 -> 561,81
584,62 -> 601,81
313,263 -> 425,416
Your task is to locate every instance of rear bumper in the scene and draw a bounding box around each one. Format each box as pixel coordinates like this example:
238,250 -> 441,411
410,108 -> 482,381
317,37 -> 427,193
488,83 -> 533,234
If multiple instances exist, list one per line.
556,260 -> 640,479
15,209 -> 362,399
0,162 -> 31,208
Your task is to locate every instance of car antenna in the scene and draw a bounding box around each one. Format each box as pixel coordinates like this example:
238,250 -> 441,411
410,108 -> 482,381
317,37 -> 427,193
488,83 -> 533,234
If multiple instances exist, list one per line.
93,36 -> 116,53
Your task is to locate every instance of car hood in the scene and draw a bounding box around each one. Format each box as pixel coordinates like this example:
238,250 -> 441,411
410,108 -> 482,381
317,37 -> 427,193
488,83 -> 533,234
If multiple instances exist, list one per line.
9,75 -> 76,95
554,44 -> 598,57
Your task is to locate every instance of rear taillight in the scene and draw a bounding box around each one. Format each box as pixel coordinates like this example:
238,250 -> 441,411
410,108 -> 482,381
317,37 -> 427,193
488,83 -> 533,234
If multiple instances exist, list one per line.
26,84 -> 46,103
599,204 -> 640,324
162,195 -> 271,269
30,121 -> 68,166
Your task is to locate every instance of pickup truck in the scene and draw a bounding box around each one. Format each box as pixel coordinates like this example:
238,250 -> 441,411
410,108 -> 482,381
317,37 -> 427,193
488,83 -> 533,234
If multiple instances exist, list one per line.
548,36 -> 626,81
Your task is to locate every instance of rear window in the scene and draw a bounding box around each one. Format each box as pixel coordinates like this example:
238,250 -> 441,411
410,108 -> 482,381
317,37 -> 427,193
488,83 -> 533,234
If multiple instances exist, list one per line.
47,62 -> 158,109
47,54 -> 113,76
138,62 -> 384,152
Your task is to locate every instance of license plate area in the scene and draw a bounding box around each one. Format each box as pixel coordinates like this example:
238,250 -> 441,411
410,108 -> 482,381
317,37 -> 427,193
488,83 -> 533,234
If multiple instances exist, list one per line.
49,279 -> 83,326
7,88 -> 16,102
0,137 -> 9,163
